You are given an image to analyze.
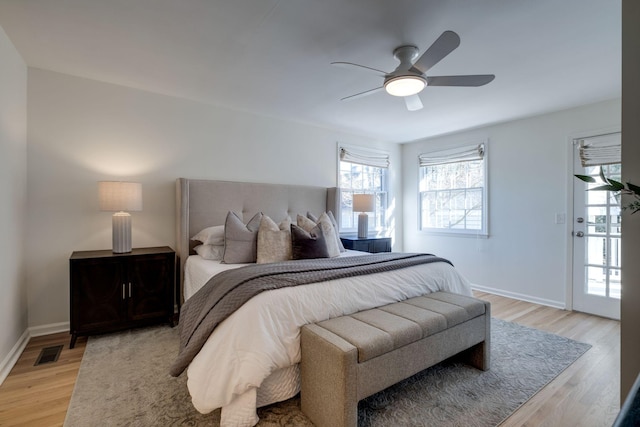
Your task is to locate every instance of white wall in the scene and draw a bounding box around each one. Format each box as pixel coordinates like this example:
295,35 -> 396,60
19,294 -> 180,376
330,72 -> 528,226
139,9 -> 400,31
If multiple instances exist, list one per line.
0,26 -> 28,380
402,99 -> 620,307
26,68 -> 401,328
621,0 -> 640,401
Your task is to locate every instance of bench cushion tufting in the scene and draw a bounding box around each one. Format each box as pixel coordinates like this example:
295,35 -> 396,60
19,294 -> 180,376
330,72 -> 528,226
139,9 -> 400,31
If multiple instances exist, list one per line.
314,291 -> 486,363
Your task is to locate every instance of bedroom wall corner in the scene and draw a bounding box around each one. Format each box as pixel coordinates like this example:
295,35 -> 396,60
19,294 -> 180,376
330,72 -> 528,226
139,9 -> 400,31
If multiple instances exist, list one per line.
0,24 -> 28,384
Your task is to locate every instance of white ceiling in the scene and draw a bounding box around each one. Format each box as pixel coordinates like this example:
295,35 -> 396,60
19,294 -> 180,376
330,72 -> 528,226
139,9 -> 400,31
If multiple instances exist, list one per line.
0,0 -> 621,143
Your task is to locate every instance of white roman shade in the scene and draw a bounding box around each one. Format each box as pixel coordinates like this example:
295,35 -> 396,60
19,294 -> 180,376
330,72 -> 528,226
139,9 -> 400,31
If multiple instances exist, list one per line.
340,147 -> 390,168
577,132 -> 621,167
419,143 -> 484,167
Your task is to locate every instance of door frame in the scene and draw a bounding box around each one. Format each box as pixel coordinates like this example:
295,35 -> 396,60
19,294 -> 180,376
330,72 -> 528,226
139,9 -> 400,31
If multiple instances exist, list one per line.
565,125 -> 621,313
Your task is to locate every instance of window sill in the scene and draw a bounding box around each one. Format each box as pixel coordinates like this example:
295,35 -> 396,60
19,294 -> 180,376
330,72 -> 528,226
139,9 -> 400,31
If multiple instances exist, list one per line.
419,229 -> 489,239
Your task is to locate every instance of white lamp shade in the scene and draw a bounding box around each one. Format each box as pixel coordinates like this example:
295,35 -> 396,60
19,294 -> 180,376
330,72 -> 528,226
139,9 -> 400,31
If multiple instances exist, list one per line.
98,181 -> 142,212
353,194 -> 375,213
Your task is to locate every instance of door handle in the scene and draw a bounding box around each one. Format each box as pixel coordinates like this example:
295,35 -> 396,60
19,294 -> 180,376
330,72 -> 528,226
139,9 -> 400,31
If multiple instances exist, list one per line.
129,282 -> 132,298
575,231 -> 584,237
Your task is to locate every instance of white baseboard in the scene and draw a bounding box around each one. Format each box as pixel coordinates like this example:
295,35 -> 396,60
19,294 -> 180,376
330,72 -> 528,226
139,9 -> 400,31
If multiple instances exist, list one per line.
471,284 -> 566,310
29,321 -> 70,337
0,322 -> 71,386
0,329 -> 30,386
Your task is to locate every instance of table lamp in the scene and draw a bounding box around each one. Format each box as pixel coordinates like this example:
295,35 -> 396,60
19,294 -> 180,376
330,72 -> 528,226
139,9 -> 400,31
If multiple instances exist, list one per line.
98,181 -> 142,253
353,194 -> 375,239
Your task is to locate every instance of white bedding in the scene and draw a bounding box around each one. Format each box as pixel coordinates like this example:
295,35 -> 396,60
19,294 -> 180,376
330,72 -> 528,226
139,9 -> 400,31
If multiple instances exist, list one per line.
182,253 -> 473,426
183,254 -> 242,300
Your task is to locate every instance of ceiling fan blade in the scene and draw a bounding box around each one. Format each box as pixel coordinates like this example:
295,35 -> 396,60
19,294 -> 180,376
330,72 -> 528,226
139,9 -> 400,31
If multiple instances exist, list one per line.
404,94 -> 423,111
331,62 -> 388,77
340,86 -> 384,101
426,74 -> 495,87
411,30 -> 461,74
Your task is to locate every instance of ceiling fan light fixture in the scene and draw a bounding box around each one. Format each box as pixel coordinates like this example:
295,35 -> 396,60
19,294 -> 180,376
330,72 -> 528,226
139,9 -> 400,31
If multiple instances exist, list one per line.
384,75 -> 426,97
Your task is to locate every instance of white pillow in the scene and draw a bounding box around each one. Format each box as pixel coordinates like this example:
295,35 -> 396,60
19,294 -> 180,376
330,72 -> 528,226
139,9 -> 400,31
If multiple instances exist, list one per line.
191,225 -> 225,246
194,244 -> 224,261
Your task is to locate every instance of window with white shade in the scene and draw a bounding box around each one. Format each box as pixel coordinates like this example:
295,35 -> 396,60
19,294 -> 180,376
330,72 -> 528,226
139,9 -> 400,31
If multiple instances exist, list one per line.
418,142 -> 487,236
338,145 -> 389,233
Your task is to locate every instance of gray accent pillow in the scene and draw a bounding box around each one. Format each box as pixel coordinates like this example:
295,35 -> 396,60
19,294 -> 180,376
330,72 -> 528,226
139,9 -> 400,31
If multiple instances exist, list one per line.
257,215 -> 292,264
291,224 -> 329,259
222,211 -> 263,264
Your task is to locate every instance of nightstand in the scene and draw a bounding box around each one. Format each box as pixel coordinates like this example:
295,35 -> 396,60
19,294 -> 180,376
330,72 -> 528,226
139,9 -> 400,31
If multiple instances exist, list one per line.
69,246 -> 176,348
340,236 -> 392,253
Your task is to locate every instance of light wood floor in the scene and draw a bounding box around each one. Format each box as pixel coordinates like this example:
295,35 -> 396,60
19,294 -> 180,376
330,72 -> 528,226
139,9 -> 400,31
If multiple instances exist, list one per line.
0,334 -> 87,426
0,292 -> 621,426
476,292 -> 620,427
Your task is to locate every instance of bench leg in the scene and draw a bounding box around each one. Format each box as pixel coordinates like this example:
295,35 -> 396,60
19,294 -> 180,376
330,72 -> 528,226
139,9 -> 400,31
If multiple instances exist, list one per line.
461,304 -> 491,371
462,340 -> 490,371
301,324 -> 359,427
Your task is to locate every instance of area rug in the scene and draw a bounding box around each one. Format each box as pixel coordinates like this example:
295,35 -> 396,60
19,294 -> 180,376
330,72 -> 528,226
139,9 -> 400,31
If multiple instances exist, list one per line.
64,319 -> 590,427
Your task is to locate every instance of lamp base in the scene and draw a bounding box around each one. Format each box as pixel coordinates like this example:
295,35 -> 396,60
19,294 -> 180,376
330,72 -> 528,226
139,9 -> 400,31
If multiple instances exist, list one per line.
357,213 -> 369,239
112,212 -> 132,253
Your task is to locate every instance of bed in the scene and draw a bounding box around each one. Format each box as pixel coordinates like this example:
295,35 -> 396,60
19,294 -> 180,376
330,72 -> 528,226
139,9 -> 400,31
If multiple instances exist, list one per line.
171,178 -> 474,427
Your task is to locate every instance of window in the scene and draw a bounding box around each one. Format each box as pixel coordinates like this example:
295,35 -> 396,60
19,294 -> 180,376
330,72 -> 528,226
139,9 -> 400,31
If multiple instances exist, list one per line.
338,146 -> 389,233
418,142 -> 487,235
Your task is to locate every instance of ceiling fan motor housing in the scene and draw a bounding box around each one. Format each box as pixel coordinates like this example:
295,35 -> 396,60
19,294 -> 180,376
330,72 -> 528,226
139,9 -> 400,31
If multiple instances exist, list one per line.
393,45 -> 420,69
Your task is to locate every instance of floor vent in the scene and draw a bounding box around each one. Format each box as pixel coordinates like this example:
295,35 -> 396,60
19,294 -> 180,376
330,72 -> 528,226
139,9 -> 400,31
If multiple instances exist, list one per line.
34,345 -> 64,366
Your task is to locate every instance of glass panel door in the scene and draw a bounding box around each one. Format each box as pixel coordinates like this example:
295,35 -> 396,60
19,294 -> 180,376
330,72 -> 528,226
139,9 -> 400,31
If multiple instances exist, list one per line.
573,157 -> 621,319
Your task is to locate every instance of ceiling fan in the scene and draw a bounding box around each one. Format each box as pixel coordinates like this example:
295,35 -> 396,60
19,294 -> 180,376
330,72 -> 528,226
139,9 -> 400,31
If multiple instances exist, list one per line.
332,31 -> 495,111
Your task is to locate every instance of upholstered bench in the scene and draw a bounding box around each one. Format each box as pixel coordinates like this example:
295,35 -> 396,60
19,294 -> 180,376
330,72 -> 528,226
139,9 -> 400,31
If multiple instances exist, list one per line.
300,291 -> 490,427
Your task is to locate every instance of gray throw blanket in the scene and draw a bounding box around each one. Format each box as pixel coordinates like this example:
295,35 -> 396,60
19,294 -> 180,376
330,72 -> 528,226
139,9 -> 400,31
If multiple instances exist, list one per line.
169,252 -> 452,376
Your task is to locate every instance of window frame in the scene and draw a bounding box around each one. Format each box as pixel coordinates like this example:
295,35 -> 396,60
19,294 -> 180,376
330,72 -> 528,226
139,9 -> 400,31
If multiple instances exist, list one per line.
337,144 -> 390,235
418,140 -> 489,237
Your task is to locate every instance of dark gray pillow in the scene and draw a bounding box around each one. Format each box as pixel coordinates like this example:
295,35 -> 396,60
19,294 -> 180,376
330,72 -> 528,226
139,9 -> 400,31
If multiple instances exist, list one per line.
222,211 -> 263,263
291,224 -> 329,260
297,213 -> 340,257
305,211 -> 346,253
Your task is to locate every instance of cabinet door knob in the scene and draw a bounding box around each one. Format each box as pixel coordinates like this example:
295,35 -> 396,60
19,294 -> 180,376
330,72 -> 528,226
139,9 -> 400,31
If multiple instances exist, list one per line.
122,284 -> 126,300
129,282 -> 132,298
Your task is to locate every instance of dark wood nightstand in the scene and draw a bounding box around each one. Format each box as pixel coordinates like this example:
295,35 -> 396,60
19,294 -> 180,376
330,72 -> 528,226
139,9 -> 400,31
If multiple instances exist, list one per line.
340,236 -> 392,253
69,246 -> 176,348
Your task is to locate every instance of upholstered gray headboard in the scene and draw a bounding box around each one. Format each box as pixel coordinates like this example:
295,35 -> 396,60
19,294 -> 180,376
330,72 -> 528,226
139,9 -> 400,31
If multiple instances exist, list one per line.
175,178 -> 339,299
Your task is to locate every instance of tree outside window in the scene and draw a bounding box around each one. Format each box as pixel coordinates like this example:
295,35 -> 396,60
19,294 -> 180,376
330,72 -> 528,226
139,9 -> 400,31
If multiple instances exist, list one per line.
418,142 -> 487,235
